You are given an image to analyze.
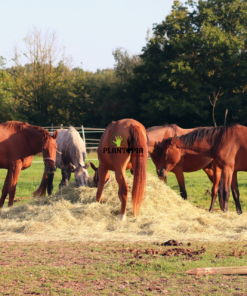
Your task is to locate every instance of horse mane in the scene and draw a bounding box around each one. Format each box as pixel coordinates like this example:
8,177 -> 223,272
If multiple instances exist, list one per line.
1,121 -> 29,132
1,121 -> 51,136
147,124 -> 178,158
62,127 -> 86,166
147,124 -> 178,133
178,124 -> 240,148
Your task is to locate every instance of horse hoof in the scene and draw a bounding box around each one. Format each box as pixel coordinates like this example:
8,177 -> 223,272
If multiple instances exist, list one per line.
237,211 -> 242,215
119,214 -> 126,221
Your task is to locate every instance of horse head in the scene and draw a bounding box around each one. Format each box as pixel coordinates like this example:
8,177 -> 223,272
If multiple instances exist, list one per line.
156,134 -> 182,180
90,162 -> 111,187
42,130 -> 58,173
70,162 -> 90,187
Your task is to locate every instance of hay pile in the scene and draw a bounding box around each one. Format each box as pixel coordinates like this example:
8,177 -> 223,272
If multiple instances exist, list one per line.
0,173 -> 247,242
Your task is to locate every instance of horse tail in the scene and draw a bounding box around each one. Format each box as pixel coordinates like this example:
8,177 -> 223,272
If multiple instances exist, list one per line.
130,124 -> 147,217
33,169 -> 48,197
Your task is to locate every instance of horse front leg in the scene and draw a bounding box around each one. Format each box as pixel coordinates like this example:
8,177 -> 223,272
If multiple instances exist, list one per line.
67,169 -> 71,181
221,167 -> 233,213
172,167 -> 187,200
209,164 -> 222,212
203,161 -> 224,210
0,171 -> 10,208
8,161 -> 22,207
231,172 -> 242,214
59,169 -> 69,189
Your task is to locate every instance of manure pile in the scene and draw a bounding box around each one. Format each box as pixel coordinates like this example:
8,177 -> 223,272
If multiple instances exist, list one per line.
0,173 -> 247,242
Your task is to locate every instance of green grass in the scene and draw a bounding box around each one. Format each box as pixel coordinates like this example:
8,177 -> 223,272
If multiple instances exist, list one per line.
1,154 -> 247,294
1,152 -> 247,212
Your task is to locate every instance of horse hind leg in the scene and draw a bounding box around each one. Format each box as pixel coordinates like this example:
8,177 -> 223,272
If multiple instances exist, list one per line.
96,165 -> 109,203
203,161 -> 224,210
209,165 -> 222,213
231,172 -> 242,214
8,161 -> 22,207
115,169 -> 129,221
0,171 -> 10,208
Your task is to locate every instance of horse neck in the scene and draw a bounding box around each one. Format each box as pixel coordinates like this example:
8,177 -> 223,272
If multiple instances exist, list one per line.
24,126 -> 44,155
64,136 -> 85,167
148,127 -> 176,156
176,138 -> 213,157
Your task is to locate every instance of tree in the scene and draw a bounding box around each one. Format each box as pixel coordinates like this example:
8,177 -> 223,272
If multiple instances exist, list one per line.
10,27 -> 75,125
96,48 -> 141,126
132,0 -> 247,127
0,57 -> 16,121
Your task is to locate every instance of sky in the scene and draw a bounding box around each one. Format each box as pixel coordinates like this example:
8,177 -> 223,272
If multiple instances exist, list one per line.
1,0 -> 177,72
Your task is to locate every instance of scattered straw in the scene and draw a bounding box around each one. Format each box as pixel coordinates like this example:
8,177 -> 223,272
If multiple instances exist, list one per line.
0,173 -> 247,242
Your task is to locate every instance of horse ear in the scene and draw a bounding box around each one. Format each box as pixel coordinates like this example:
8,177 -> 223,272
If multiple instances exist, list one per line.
42,131 -> 47,139
53,130 -> 58,139
171,134 -> 177,146
90,162 -> 97,171
84,162 -> 90,169
70,163 -> 76,172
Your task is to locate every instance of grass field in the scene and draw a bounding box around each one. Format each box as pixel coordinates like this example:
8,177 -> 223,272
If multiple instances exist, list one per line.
1,153 -> 247,295
1,152 -> 247,212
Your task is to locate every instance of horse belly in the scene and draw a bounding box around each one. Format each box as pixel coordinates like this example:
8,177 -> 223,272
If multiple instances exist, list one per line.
182,155 -> 212,172
21,156 -> 33,170
234,159 -> 247,171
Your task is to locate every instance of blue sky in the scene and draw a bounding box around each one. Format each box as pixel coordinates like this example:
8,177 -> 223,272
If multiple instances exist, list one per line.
1,0 -> 177,72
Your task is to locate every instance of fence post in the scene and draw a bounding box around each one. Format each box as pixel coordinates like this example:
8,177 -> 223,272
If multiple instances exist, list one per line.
51,123 -> 53,133
82,125 -> 86,146
61,124 -> 63,129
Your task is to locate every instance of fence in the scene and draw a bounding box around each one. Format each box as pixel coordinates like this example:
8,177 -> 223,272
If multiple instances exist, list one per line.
42,124 -> 105,150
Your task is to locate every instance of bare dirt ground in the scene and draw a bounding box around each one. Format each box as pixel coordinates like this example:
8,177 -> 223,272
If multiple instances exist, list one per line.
0,240 -> 247,295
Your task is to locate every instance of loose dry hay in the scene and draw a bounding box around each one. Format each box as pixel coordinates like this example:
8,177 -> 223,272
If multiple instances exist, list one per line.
0,173 -> 247,242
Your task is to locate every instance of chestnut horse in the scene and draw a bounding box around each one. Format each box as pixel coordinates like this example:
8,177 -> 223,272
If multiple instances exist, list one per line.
147,124 -> 219,201
0,121 -> 58,207
91,119 -> 148,221
159,124 -> 244,214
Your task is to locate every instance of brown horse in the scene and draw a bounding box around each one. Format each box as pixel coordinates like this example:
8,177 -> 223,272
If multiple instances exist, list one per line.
159,125 -> 244,214
90,119 -> 148,221
0,121 -> 58,207
147,124 -> 218,201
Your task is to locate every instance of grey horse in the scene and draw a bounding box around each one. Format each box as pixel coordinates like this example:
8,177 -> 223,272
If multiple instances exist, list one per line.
33,127 -> 89,196
56,127 -> 90,189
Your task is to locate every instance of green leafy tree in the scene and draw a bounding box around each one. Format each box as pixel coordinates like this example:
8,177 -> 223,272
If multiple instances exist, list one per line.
132,0 -> 247,127
0,57 -> 17,122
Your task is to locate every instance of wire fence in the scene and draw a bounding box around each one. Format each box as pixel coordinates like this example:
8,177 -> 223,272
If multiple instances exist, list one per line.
43,124 -> 105,151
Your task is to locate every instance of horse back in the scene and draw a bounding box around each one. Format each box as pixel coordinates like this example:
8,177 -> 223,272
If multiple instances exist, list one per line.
98,119 -> 147,170
57,127 -> 86,169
